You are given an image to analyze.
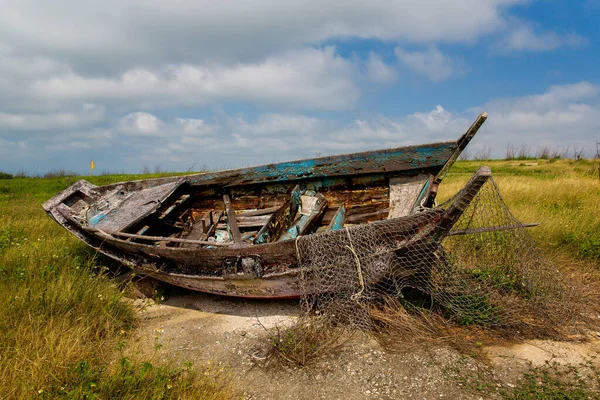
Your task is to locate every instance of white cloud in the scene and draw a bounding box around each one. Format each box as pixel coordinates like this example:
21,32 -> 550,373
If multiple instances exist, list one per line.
3,82 -> 599,173
0,0 -> 522,68
411,105 -> 455,131
497,26 -> 588,52
119,112 -> 163,135
395,47 -> 457,81
365,53 -> 398,84
0,104 -> 105,131
29,47 -> 358,110
468,82 -> 600,155
483,82 -> 599,113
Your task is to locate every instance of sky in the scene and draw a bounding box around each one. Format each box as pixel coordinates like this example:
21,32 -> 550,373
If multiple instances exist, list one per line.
1,0 -> 599,174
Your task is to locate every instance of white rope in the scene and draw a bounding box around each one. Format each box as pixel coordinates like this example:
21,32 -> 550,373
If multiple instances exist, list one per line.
345,227 -> 365,301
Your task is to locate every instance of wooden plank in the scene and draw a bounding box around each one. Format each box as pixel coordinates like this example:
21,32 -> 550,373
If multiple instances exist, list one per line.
424,112 -> 487,208
322,201 -> 388,224
346,208 -> 389,223
254,185 -> 301,244
434,166 -> 492,240
326,205 -> 345,231
183,141 -> 456,188
158,194 -> 191,220
217,215 -> 271,229
135,225 -> 150,235
236,215 -> 271,226
241,231 -> 258,241
388,175 -> 429,218
223,194 -> 242,243
199,211 -> 223,241
80,225 -> 237,247
182,210 -> 223,247
238,206 -> 280,217
88,181 -> 182,232
279,194 -> 327,241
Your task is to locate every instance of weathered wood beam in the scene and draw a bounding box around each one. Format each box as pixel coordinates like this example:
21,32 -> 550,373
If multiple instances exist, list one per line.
346,208 -> 389,223
223,194 -> 242,243
279,194 -> 327,241
424,112 -> 487,208
199,211 -> 223,241
183,142 -> 456,188
238,206 -> 280,217
254,185 -> 301,244
158,194 -> 191,220
326,205 -> 345,231
135,225 -> 150,235
80,225 -> 237,247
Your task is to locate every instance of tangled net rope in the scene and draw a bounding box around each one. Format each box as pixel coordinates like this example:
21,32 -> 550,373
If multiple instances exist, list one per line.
296,175 -> 572,334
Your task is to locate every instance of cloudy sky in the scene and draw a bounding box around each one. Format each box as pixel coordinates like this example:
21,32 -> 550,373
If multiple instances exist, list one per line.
1,0 -> 599,174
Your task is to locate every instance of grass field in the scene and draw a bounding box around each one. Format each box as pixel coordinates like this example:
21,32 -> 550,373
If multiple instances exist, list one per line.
0,158 -> 599,398
0,172 -> 237,399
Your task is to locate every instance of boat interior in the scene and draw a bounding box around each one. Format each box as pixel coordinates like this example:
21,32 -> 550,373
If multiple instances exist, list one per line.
73,170 -> 436,248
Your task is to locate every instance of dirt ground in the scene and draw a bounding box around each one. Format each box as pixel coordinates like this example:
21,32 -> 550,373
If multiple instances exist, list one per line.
131,291 -> 600,399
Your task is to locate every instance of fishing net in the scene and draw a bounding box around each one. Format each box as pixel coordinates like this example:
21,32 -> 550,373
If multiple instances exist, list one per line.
295,173 -> 572,334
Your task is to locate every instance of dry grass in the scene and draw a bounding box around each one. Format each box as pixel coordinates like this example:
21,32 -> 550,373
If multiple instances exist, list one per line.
0,176 -> 237,399
440,159 -> 600,262
437,159 -> 600,338
262,317 -> 350,368
369,297 -> 451,348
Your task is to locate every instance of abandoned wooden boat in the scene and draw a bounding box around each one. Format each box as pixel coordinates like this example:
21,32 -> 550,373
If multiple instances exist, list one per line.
43,113 -> 490,298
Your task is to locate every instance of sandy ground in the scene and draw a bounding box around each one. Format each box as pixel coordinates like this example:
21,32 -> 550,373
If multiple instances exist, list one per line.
131,290 -> 600,399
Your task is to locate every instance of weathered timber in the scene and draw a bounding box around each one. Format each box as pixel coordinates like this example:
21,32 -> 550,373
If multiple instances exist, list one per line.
346,208 -> 389,223
388,174 -> 429,218
199,211 -> 223,241
434,166 -> 492,240
87,180 -> 183,232
217,215 -> 272,229
80,225 -> 238,247
158,194 -> 191,220
254,185 -> 301,244
135,225 -> 150,235
326,205 -> 346,231
184,142 -> 456,189
279,194 -> 327,241
424,112 -> 487,207
223,194 -> 242,243
239,206 -> 280,217
241,231 -> 258,241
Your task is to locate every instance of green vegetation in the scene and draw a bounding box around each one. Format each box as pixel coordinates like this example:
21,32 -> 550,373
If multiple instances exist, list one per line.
500,361 -> 600,400
439,159 -> 600,262
0,172 -> 236,399
0,158 -> 598,396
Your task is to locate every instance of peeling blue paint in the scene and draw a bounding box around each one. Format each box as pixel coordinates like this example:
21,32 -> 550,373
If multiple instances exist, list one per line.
186,142 -> 455,187
329,205 -> 346,231
89,212 -> 107,226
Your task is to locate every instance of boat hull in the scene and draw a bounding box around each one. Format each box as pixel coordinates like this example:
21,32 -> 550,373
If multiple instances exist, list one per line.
42,114 -> 489,298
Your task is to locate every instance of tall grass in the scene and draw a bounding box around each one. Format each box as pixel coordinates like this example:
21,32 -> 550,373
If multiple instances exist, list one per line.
0,176 -> 236,399
441,159 -> 600,261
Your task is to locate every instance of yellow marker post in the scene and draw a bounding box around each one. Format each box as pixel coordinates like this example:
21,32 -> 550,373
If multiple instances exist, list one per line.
90,160 -> 95,176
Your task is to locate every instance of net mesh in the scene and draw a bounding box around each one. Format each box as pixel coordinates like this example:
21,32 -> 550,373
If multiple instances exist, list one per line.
296,174 -> 572,333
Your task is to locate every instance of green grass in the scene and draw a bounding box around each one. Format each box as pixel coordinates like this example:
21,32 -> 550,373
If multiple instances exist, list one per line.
500,361 -> 600,400
440,159 -> 600,261
0,172 -> 236,399
1,159 -> 598,396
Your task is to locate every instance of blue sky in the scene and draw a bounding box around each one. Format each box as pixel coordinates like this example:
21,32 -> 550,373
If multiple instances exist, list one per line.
0,0 -> 599,174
